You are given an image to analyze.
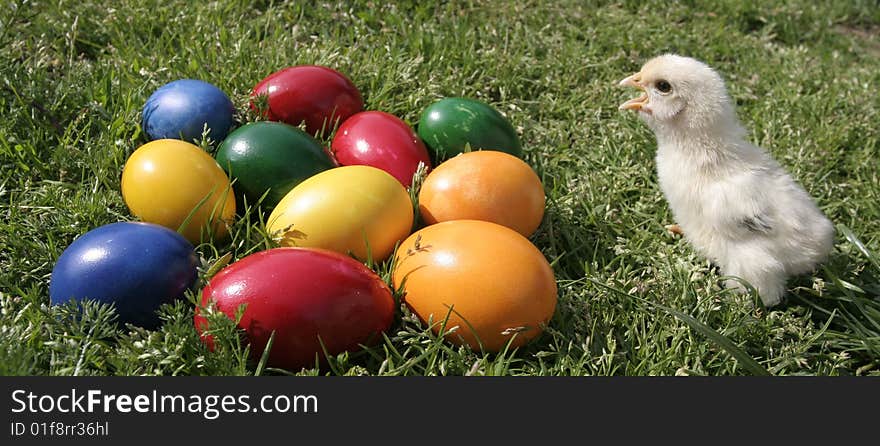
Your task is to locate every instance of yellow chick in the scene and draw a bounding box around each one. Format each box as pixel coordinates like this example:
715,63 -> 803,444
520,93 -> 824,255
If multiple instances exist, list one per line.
619,54 -> 834,306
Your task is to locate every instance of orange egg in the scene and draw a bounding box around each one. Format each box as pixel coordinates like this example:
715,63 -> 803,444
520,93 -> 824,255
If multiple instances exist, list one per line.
418,150 -> 545,237
392,220 -> 557,352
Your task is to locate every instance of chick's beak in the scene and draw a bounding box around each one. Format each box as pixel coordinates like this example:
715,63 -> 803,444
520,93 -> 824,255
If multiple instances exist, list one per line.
618,73 -> 649,112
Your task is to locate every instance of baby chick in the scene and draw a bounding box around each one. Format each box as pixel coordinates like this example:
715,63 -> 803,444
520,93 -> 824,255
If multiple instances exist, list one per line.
618,54 -> 834,306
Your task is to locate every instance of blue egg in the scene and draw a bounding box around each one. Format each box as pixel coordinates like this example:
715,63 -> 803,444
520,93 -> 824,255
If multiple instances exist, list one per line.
141,79 -> 235,143
49,222 -> 199,329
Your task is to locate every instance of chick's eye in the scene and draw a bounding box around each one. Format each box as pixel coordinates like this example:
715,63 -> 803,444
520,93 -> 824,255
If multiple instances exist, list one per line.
656,80 -> 672,94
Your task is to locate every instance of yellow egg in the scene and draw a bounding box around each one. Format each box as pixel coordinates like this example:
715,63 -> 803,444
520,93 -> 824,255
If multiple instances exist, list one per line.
121,139 -> 236,243
267,165 -> 413,261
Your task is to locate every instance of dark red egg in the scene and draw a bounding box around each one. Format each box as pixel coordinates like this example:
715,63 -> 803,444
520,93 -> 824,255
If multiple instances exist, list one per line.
194,247 -> 395,371
250,65 -> 363,137
331,111 -> 432,186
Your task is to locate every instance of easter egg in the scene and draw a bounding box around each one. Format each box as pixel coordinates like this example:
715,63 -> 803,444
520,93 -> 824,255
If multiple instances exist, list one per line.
419,151 -> 545,236
142,79 -> 235,144
392,220 -> 556,352
194,247 -> 395,370
50,222 -> 198,329
331,111 -> 432,186
121,139 -> 236,243
267,165 -> 412,261
216,122 -> 334,209
417,97 -> 522,161
251,65 -> 363,137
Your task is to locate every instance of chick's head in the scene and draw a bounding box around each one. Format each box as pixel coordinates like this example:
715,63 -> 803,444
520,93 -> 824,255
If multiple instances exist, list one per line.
619,54 -> 735,131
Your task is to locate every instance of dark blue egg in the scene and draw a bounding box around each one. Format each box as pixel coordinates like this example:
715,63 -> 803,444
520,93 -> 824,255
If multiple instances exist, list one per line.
49,222 -> 198,329
141,79 -> 235,144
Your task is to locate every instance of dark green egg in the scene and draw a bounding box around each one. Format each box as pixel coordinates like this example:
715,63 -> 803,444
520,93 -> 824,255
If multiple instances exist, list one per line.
417,97 -> 522,161
216,121 -> 334,209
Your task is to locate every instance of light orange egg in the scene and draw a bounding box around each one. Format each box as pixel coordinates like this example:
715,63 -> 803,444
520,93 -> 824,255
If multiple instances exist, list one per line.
418,150 -> 545,237
392,220 -> 557,352
121,139 -> 236,243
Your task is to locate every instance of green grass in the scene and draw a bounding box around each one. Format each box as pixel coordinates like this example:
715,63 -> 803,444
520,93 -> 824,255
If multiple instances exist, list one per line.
2,0 -> 879,376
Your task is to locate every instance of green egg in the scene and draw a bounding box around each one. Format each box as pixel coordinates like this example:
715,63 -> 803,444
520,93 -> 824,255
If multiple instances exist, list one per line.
417,97 -> 522,161
216,121 -> 334,210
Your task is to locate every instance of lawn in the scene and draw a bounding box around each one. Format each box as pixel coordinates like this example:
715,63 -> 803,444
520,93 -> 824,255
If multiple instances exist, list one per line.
1,0 -> 878,376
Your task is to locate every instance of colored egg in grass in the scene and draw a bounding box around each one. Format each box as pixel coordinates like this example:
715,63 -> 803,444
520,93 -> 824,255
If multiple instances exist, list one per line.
50,222 -> 198,329
121,139 -> 236,243
251,65 -> 363,137
393,220 -> 557,352
195,247 -> 395,370
267,165 -> 413,261
419,150 -> 545,237
417,97 -> 522,161
216,121 -> 335,209
331,111 -> 432,186
142,79 -> 235,143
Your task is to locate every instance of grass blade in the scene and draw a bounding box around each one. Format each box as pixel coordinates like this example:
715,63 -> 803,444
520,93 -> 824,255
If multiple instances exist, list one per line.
651,302 -> 770,376
254,330 -> 276,377
840,224 -> 880,272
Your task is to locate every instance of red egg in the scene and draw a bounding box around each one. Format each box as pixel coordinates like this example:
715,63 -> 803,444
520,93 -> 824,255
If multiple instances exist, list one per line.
331,111 -> 432,186
194,248 -> 395,371
251,65 -> 364,137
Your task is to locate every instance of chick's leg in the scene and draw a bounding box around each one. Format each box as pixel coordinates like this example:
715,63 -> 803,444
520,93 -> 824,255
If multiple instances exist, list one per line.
665,224 -> 683,236
721,249 -> 787,307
